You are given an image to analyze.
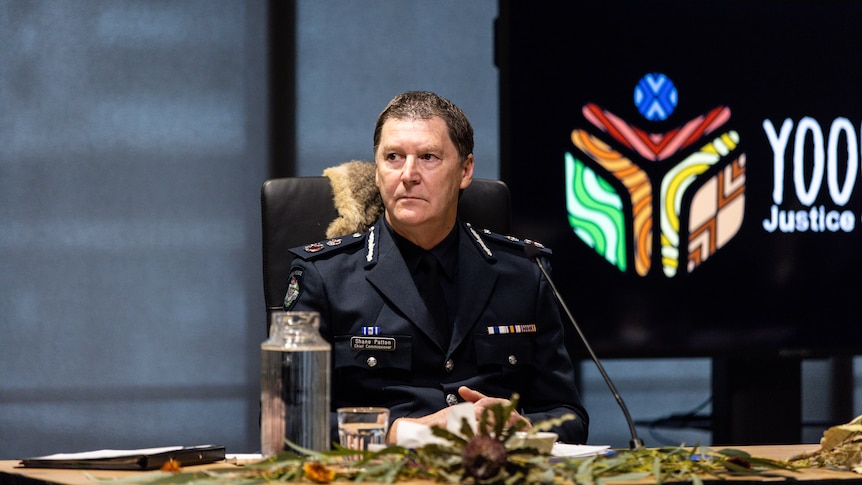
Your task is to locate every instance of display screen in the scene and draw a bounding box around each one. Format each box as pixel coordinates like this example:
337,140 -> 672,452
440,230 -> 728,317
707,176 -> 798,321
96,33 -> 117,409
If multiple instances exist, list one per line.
497,1 -> 862,358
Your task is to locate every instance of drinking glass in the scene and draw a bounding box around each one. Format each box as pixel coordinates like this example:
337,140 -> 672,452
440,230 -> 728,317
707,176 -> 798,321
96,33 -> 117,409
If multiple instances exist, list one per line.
337,407 -> 389,453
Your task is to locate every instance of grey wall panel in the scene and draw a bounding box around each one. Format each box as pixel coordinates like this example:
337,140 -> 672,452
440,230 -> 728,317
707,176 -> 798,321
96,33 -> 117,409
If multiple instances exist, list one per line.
0,0 -> 268,458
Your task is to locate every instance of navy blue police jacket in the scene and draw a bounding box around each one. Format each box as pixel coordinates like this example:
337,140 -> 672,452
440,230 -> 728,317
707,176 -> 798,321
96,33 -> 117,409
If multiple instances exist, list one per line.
284,217 -> 589,445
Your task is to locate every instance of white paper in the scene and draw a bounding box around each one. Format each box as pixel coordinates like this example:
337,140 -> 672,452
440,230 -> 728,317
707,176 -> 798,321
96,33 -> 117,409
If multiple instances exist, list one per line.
225,453 -> 263,465
551,443 -> 611,457
29,446 -> 184,461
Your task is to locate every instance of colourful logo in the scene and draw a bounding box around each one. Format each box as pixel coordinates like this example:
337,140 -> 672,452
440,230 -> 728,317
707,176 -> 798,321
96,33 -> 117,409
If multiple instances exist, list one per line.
565,73 -> 746,277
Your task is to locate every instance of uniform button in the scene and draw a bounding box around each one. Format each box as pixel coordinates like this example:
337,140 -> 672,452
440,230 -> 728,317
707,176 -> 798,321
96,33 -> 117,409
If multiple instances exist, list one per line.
444,359 -> 454,372
366,356 -> 378,368
508,354 -> 518,365
446,393 -> 459,406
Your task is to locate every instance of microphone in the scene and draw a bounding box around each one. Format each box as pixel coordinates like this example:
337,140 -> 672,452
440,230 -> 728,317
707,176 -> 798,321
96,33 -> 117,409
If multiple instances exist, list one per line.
524,244 -> 644,450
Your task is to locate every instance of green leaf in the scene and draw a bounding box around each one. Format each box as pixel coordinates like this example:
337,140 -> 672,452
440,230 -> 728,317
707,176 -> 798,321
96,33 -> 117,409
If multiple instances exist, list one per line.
459,416 -> 476,440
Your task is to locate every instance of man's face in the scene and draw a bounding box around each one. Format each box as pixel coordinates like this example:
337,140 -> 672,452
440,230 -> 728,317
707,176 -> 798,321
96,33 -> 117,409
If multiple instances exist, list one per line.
374,116 -> 473,245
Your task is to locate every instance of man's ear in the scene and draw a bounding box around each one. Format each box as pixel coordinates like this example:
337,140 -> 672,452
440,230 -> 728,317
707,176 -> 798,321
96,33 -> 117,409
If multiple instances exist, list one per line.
460,154 -> 474,190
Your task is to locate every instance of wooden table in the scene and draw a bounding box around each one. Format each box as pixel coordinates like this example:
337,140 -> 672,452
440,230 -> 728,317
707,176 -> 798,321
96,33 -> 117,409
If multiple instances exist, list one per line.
3,444 -> 862,485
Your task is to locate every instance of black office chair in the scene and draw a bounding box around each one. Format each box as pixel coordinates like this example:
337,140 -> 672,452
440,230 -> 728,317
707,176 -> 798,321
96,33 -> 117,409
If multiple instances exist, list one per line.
260,168 -> 511,332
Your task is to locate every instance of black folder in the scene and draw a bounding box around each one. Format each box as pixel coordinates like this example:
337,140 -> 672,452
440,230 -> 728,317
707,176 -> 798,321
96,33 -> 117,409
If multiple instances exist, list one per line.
19,444 -> 226,470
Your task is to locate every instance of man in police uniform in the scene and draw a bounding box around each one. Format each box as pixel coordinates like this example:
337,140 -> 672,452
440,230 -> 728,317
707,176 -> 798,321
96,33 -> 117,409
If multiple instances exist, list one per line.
285,91 -> 589,445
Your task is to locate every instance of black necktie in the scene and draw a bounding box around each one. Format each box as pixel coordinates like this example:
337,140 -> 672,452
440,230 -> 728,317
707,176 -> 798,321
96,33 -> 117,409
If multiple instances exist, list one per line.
418,252 -> 449,340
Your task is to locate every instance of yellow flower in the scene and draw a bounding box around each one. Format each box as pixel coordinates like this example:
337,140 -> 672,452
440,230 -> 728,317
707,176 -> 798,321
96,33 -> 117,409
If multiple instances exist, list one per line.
303,461 -> 335,483
159,458 -> 181,473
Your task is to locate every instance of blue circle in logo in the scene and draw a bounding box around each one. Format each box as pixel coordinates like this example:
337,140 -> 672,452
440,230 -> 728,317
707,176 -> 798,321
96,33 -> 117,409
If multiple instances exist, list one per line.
634,73 -> 678,121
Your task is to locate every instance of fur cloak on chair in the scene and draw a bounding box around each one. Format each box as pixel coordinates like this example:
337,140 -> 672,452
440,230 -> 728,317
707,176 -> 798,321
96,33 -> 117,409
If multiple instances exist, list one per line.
322,160 -> 384,238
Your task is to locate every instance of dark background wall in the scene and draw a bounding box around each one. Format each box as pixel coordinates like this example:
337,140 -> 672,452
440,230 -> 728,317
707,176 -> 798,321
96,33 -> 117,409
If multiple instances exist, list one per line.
0,0 -> 853,459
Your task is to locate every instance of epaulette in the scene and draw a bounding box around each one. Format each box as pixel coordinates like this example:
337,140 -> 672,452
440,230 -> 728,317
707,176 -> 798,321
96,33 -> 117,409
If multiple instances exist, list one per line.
464,222 -> 552,259
288,232 -> 367,261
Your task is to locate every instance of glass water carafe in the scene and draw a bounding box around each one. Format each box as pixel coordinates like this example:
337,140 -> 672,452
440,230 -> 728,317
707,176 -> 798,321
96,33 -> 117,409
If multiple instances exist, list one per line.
260,311 -> 331,456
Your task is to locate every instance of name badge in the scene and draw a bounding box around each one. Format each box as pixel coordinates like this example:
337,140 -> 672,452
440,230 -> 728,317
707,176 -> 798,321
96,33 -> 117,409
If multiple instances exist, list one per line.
350,336 -> 396,351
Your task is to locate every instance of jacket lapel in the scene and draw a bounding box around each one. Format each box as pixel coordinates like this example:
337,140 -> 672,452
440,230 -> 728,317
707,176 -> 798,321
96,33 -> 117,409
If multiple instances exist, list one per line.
450,232 -> 497,350
365,222 -> 448,349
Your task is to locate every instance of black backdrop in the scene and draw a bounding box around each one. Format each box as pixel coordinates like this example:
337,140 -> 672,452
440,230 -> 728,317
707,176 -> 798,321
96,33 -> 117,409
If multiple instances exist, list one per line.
497,1 -> 862,359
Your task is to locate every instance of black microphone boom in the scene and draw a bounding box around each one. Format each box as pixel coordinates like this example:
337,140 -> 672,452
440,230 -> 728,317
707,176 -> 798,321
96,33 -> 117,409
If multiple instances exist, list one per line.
524,244 -> 644,450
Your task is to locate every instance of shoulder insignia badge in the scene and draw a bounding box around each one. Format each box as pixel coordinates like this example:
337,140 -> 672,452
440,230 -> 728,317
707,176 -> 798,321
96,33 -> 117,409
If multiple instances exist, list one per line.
284,268 -> 302,309
289,232 -> 365,261
304,242 -> 325,253
465,222 -> 553,258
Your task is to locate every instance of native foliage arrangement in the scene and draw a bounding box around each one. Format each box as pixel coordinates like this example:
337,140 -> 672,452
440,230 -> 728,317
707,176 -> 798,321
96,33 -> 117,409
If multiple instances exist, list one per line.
110,395 -> 799,484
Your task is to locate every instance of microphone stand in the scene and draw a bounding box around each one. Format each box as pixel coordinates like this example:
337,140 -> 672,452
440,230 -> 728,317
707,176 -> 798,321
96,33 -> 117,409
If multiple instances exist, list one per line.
525,245 -> 644,450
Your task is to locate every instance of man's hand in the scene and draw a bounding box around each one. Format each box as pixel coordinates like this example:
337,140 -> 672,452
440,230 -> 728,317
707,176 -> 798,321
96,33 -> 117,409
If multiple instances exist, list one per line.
386,387 -> 532,444
458,386 -> 532,431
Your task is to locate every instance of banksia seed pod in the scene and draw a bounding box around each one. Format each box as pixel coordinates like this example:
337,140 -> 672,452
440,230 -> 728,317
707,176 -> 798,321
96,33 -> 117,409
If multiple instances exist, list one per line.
461,435 -> 507,480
